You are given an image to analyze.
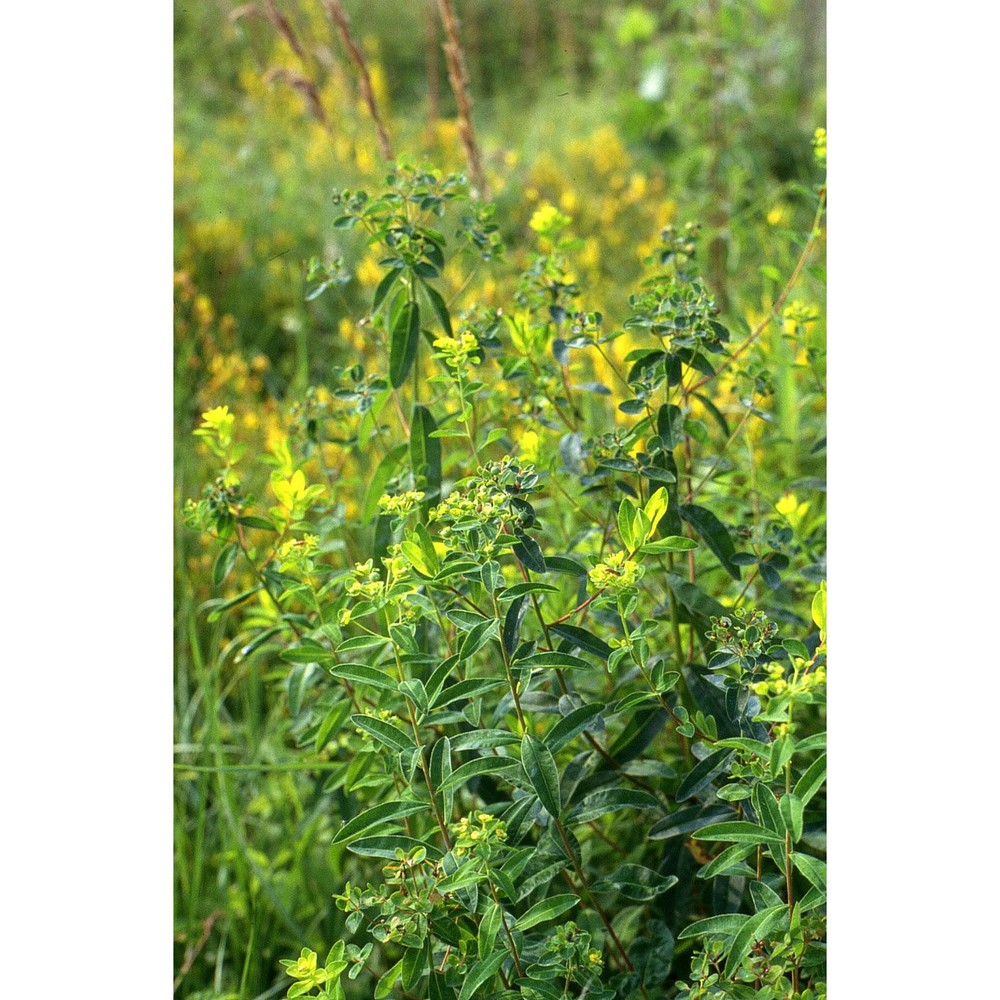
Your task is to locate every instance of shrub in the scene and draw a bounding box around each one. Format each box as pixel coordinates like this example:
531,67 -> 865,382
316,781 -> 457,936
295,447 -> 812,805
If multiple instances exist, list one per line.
184,148 -> 826,999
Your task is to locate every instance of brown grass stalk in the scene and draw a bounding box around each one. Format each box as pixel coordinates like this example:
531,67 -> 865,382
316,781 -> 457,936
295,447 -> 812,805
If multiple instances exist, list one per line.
322,0 -> 395,162
434,0 -> 489,199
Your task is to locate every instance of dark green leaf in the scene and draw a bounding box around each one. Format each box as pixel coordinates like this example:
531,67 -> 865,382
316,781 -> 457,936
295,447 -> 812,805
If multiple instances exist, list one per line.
676,748 -> 734,801
679,504 -> 741,580
389,299 -> 420,388
521,734 -> 561,818
544,704 -> 604,752
411,405 -> 442,512
547,623 -> 612,660
592,864 -> 678,901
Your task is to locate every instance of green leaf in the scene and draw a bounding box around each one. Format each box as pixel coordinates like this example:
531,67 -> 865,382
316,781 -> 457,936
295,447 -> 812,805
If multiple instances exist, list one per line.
286,662 -> 313,718
512,535 -> 546,573
337,635 -> 391,654
458,951 -> 507,1000
429,736 -> 452,813
792,853 -> 827,890
478,901 -> 502,958
328,662 -> 397,692
389,299 -> 420,388
521,734 -> 562,818
332,800 -> 426,844
362,443 -> 408,523
440,756 -> 520,791
752,784 -> 784,835
348,835 -> 442,861
544,703 -> 604,752
592,864 -> 678,901
568,788 -> 660,825
429,971 -> 455,1000
448,729 -> 521,752
723,905 -> 787,977
212,542 -> 238,587
281,643 -> 335,665
676,748 -> 734,801
372,267 -> 401,315
547,623 -> 612,660
351,715 -> 417,754
639,536 -> 699,554
429,677 -> 506,709
411,405 -> 442,512
374,958 -> 402,1000
617,498 -> 637,550
678,912 -> 750,940
679,503 -> 741,580
515,651 -> 593,670
696,842 -> 758,879
235,515 -> 275,531
693,821 -> 784,847
420,279 -> 453,337
794,752 -> 826,805
515,893 -> 578,930
458,619 -> 499,661
780,792 -> 804,842
502,582 -> 559,598
401,943 -> 427,991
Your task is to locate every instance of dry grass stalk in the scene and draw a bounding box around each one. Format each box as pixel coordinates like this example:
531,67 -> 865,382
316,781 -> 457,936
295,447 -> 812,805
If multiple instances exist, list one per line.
434,0 -> 489,200
264,0 -> 307,62
263,67 -> 328,126
322,0 -> 395,162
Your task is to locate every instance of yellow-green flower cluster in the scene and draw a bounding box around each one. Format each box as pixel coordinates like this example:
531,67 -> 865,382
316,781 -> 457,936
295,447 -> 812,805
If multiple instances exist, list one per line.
377,491 -> 425,518
812,127 -> 826,165
451,811 -> 507,858
751,662 -> 826,699
432,331 -> 481,371
429,484 -> 509,535
589,551 -> 643,593
276,534 -> 320,575
281,948 -> 329,989
783,300 -> 821,326
345,559 -> 382,600
528,202 -> 572,238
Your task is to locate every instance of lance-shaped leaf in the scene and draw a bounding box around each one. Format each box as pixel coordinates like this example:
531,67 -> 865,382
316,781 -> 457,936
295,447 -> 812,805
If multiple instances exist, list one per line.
351,714 -> 417,754
515,893 -> 578,931
410,404 -> 442,513
458,952 -> 507,1000
724,905 -> 787,977
389,299 -> 420,388
332,800 -> 427,844
679,503 -> 742,580
348,835 -> 443,860
521,734 -> 561,818
544,703 -> 604,753
592,864 -> 679,901
547,623 -> 612,660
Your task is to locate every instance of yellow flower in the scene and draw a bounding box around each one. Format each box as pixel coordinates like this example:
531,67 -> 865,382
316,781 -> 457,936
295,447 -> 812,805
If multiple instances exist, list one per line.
529,202 -> 571,237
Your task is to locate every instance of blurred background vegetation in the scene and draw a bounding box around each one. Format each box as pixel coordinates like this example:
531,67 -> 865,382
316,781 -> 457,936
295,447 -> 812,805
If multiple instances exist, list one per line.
175,2 -> 824,996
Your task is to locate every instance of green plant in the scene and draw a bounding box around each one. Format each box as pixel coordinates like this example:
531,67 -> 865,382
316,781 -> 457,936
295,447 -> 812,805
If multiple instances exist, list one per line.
184,143 -> 825,999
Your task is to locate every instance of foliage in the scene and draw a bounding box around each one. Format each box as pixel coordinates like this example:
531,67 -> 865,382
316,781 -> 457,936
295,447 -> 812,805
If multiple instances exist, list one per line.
175,3 -> 826,997
180,142 -> 826,998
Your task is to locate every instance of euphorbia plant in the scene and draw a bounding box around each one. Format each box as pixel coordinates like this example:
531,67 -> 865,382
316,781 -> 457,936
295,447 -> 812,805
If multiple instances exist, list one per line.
185,149 -> 826,999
